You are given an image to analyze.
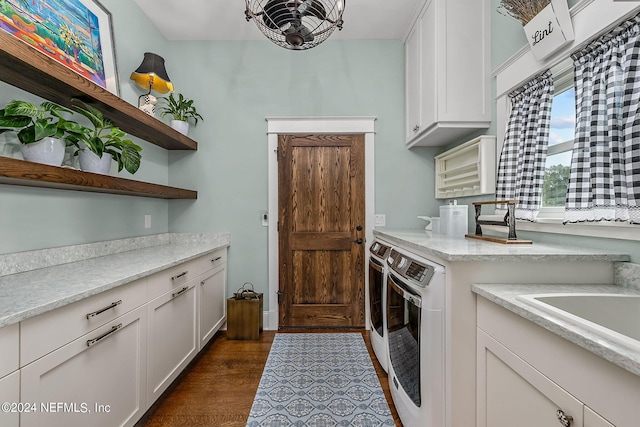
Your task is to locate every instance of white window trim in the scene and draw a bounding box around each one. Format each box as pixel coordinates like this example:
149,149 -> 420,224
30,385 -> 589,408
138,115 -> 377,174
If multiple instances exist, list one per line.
494,0 -> 640,241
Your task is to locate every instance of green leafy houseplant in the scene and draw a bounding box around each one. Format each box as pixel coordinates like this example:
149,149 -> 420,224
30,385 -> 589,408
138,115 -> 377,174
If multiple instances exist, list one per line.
158,93 -> 203,125
0,100 -> 83,143
66,99 -> 142,174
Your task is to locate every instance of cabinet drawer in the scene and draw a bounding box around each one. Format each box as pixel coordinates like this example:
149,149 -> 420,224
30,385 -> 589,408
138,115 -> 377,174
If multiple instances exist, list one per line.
0,323 -> 19,378
20,305 -> 147,427
147,250 -> 226,300
20,278 -> 147,366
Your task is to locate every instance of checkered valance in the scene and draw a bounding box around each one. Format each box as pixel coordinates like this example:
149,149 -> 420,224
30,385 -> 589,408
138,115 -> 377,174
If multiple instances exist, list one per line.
496,70 -> 554,221
564,14 -> 640,224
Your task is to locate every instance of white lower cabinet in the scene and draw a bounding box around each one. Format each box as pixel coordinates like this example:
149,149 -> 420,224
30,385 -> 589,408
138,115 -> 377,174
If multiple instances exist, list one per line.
0,371 -> 20,427
147,281 -> 198,403
20,305 -> 147,427
8,248 -> 227,427
585,406 -> 615,427
478,329 -> 584,427
198,263 -> 227,349
477,297 -> 637,427
478,330 -> 615,427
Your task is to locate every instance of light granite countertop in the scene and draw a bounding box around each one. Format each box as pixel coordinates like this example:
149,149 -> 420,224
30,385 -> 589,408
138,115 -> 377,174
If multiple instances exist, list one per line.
472,283 -> 640,376
0,233 -> 230,328
373,229 -> 631,262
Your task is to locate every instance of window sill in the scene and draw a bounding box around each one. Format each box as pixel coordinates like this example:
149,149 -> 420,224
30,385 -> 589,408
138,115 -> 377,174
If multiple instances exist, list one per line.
515,218 -> 640,241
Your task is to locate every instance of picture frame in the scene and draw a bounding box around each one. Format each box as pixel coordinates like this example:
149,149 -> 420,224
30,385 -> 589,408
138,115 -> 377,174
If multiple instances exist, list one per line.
0,0 -> 120,95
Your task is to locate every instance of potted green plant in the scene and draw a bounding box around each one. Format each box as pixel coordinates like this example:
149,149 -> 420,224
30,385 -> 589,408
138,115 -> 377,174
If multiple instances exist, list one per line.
158,92 -> 203,136
66,99 -> 142,175
0,100 -> 83,166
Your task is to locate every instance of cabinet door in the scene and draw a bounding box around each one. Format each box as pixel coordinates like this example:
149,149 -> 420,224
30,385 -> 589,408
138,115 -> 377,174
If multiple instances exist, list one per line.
419,0 -> 437,131
0,371 -> 20,427
0,323 -> 18,377
147,282 -> 198,403
584,407 -> 614,427
198,264 -> 227,349
20,306 -> 147,427
405,20 -> 421,143
477,329 -> 584,427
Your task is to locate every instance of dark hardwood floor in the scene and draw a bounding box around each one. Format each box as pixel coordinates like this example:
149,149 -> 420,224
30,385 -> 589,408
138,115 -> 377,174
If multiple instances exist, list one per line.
136,329 -> 402,427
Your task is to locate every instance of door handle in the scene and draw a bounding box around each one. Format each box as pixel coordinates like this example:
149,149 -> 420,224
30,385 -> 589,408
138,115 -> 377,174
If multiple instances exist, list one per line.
353,238 -> 363,244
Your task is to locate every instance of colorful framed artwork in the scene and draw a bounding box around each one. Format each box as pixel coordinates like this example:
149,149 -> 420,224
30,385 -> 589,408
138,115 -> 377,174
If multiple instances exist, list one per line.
0,0 -> 119,95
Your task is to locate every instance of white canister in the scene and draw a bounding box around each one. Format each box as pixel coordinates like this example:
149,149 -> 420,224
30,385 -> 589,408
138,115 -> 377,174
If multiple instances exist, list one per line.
431,217 -> 441,235
439,204 -> 468,236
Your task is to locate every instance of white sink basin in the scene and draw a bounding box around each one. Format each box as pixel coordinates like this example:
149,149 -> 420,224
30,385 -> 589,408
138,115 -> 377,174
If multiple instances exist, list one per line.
516,293 -> 640,353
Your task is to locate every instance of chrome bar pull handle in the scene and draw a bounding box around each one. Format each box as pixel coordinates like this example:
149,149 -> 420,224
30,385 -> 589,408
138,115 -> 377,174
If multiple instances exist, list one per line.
86,323 -> 122,347
171,271 -> 188,281
172,286 -> 189,299
86,300 -> 122,319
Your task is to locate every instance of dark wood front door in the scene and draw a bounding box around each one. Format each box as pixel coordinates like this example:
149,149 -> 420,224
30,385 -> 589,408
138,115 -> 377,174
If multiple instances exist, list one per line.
278,134 -> 365,327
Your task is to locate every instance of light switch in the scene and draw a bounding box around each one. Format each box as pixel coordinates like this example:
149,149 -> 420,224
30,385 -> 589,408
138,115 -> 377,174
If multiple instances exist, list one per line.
375,214 -> 386,226
144,214 -> 151,229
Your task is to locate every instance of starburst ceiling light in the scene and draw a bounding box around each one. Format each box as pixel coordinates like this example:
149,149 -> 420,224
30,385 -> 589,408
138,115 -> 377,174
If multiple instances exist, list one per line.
245,0 -> 345,50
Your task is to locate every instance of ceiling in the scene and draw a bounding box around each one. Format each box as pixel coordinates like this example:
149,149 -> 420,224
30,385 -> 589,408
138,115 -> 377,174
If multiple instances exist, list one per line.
133,0 -> 423,41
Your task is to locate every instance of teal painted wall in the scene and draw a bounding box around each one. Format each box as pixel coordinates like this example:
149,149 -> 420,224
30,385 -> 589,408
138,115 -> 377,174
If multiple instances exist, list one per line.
1,0 -> 636,290
0,0 -> 171,254
163,39 -> 437,292
0,2 -> 437,294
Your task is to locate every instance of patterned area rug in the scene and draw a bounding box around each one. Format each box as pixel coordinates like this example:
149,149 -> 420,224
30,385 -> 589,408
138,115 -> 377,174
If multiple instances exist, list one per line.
246,333 -> 395,426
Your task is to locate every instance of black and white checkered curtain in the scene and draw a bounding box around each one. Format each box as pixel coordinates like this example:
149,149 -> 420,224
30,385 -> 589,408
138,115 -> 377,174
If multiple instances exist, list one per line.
564,15 -> 640,224
496,70 -> 554,221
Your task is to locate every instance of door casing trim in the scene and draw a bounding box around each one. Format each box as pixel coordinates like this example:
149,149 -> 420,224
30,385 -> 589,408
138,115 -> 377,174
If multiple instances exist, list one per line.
266,116 -> 376,330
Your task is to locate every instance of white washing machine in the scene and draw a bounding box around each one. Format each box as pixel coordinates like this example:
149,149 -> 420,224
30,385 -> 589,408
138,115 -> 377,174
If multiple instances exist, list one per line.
368,239 -> 392,372
386,247 -> 445,427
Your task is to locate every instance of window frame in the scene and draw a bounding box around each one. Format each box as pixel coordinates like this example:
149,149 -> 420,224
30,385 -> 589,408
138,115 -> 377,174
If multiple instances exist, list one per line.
538,58 -> 574,217
494,1 -> 640,241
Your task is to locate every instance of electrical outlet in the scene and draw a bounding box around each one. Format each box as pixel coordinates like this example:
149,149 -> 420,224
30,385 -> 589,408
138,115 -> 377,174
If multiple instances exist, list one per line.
144,214 -> 151,229
374,214 -> 386,227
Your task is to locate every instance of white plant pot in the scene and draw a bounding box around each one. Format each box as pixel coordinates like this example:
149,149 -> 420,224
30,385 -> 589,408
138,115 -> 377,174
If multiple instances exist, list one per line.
170,120 -> 189,136
20,137 -> 65,166
78,150 -> 112,175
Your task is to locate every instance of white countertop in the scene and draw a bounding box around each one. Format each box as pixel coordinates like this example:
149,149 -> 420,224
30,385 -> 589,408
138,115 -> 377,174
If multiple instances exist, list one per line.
472,283 -> 640,377
0,234 -> 229,327
373,230 -> 631,262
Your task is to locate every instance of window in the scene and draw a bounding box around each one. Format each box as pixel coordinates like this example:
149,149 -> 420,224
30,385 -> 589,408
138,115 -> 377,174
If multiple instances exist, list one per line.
539,60 -> 574,216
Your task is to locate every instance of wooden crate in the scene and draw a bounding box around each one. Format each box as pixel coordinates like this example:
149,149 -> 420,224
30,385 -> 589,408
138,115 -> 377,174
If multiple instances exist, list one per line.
226,293 -> 263,340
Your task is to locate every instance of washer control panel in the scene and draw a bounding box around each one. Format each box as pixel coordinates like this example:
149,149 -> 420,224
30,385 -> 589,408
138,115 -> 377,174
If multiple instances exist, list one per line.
370,241 -> 391,259
387,249 -> 434,287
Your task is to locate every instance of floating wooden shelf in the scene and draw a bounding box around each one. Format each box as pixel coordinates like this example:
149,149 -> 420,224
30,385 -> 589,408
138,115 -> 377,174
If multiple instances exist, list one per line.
0,157 -> 197,199
0,30 -> 196,151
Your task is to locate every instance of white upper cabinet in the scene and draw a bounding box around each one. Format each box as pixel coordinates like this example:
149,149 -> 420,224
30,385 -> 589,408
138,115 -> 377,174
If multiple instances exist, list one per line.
405,0 -> 491,147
